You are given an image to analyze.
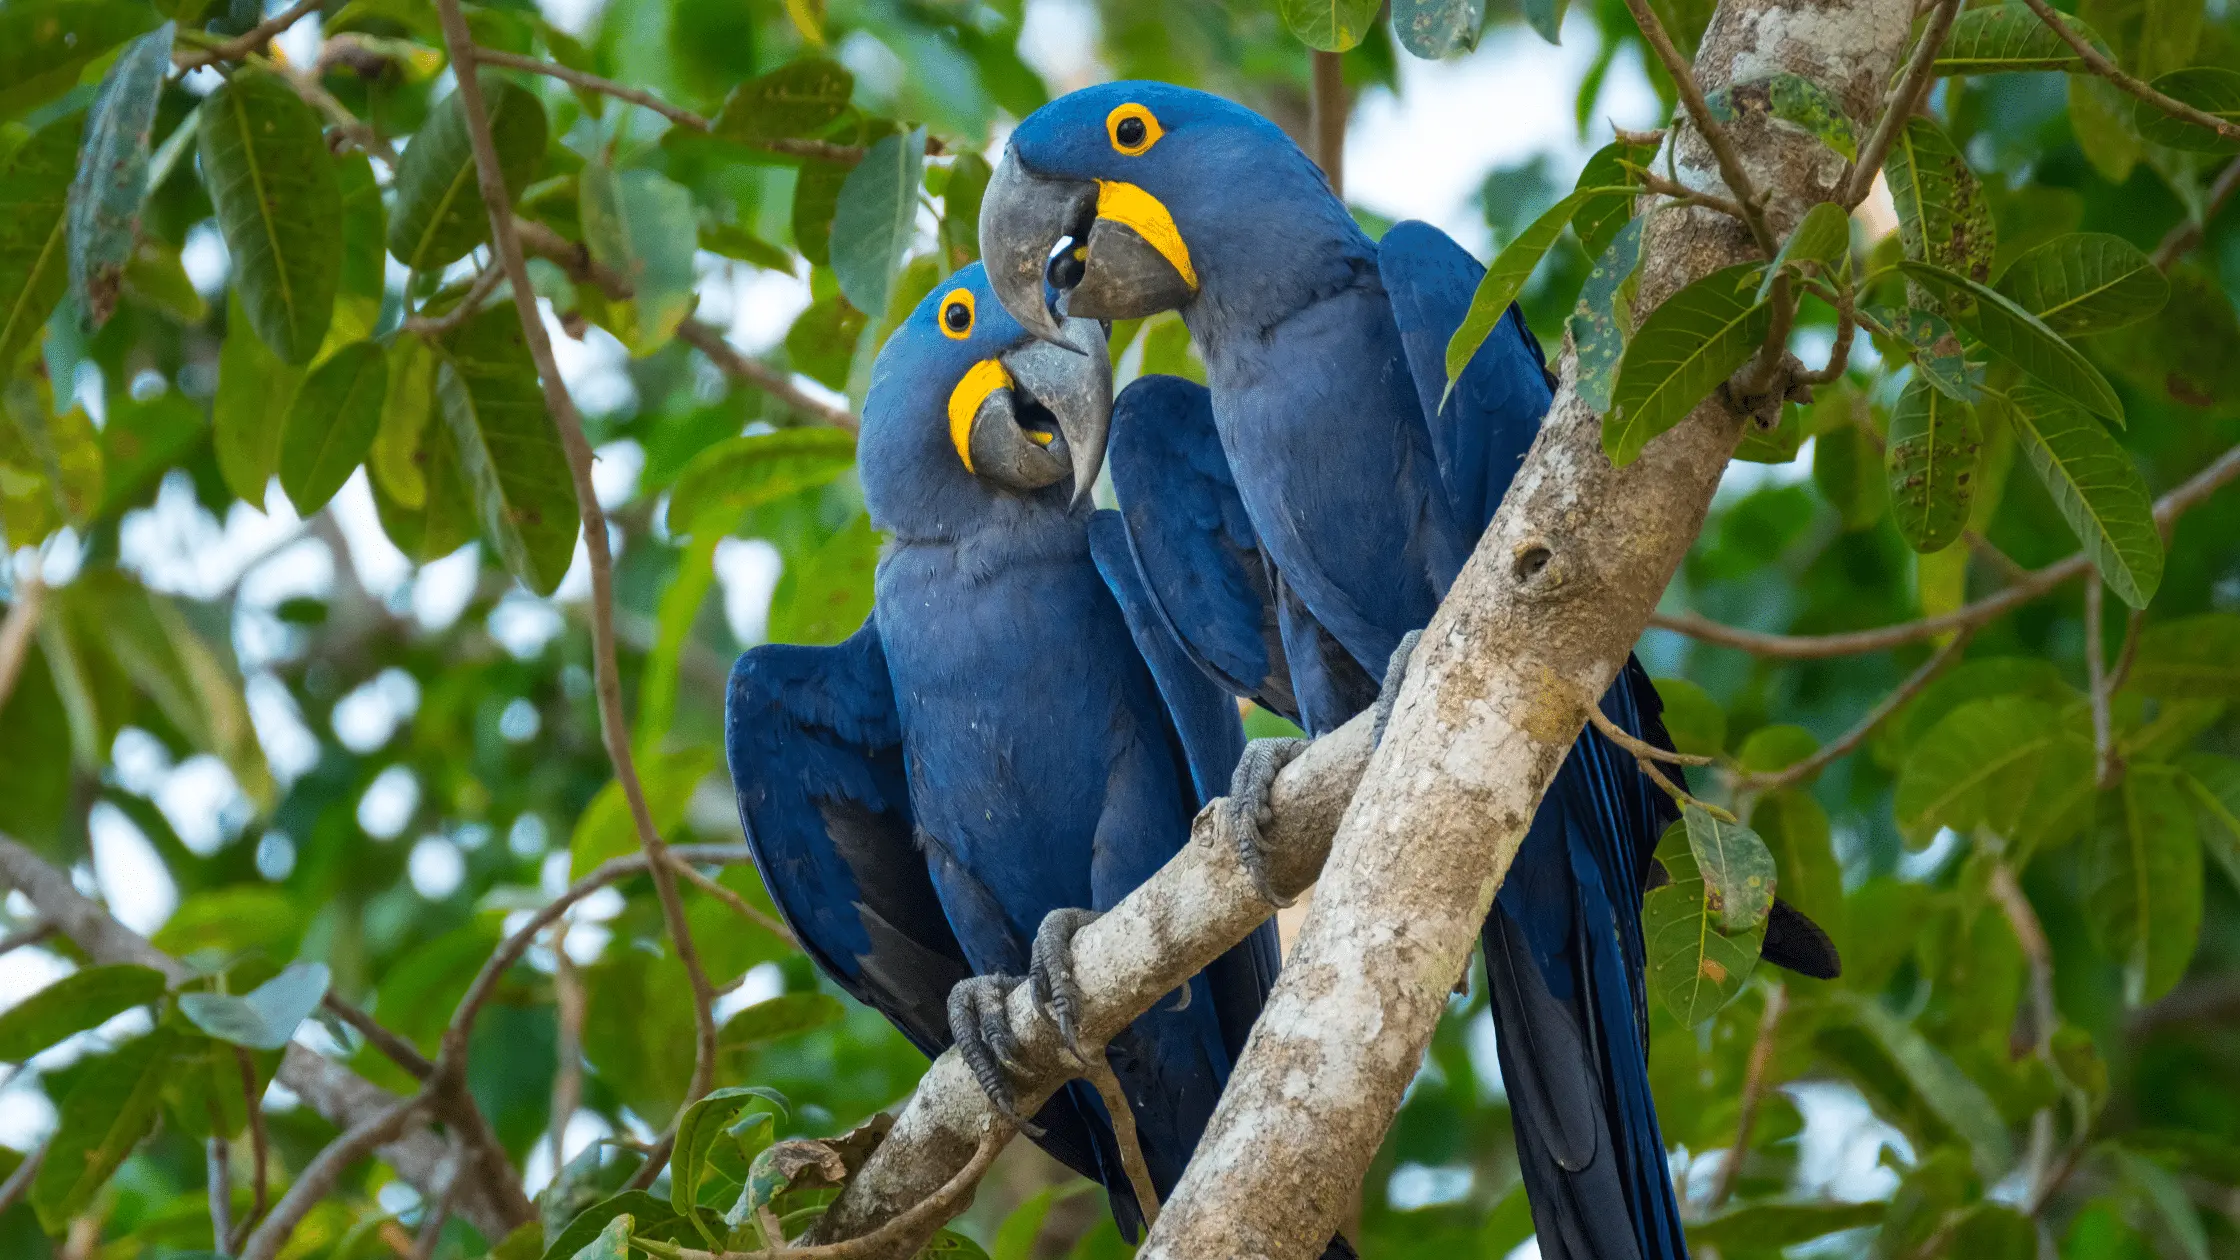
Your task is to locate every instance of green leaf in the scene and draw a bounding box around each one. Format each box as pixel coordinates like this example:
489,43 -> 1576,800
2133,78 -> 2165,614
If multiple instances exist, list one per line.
719,993 -> 845,1050
1651,676 -> 1725,757
2127,614 -> 2240,698
1605,262 -> 1771,465
1901,262 -> 2123,423
98,390 -> 206,518
672,1086 -> 786,1218
1568,213 -> 1645,414
1394,0 -> 1486,56
1682,802 -> 1776,933
711,59 -> 854,144
152,886 -> 304,959
198,67 -> 342,364
0,111 -> 85,373
1885,376 -> 1982,554
829,127 -> 925,318
2135,67 -> 2240,152
386,74 -> 547,272
1279,0 -> 1384,50
570,747 -> 717,878
1895,695 -> 2096,845
2003,383 -> 2160,607
0,0 -> 157,123
1934,5 -> 2106,72
666,429 -> 857,535
1644,827 -> 1764,1025
65,21 -> 170,329
1886,117 -> 1995,290
1869,304 -> 1983,403
541,1193 -> 674,1260
0,965 -> 166,1062
784,293 -> 868,392
1521,0 -> 1567,42
122,237 -> 207,325
2181,753 -> 2240,895
700,221 -> 793,272
178,962 -> 330,1050
370,335 -> 435,508
579,166 -> 697,355
213,290 -> 302,505
994,1183 -> 1096,1260
576,1212 -> 632,1260
328,151 -> 386,350
1686,1201 -> 1885,1250
436,305 -> 579,595
1574,141 -> 1656,259
1757,200 -> 1850,300
2113,1147 -> 2211,1260
791,160 -> 849,268
2072,75 -> 2145,184
1993,232 -> 2167,337
1838,991 -> 2014,1179
767,512 -> 881,646
1706,73 -> 1857,160
1737,723 -> 1818,777
278,340 -> 387,515
1734,401 -> 1803,463
1446,188 -> 1615,388
371,380 -> 479,562
2084,766 -> 2202,1005
1750,790 -> 1842,943
939,152 -> 991,266
32,1027 -> 180,1231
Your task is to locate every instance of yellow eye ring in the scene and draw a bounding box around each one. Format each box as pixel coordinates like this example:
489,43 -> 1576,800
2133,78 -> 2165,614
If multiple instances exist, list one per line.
938,288 -> 975,340
1106,103 -> 1163,156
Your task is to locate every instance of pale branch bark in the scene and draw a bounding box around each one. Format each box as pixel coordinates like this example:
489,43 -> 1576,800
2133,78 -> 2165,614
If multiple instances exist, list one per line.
239,1096 -> 432,1260
808,718 -> 1376,1250
1652,438 -> 2240,658
0,834 -> 531,1240
551,920 -> 586,1176
473,48 -> 714,131
324,994 -> 436,1079
435,0 -> 723,1117
2016,0 -> 2240,145
0,572 -> 45,714
0,1139 -> 43,1218
1841,0 -> 1962,208
206,1135 -> 231,1256
1133,0 -> 1913,1252
2152,155 -> 2240,268
1308,51 -> 1346,199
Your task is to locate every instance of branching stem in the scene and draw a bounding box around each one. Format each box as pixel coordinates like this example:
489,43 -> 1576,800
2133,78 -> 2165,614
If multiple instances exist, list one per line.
1617,0 -> 1778,255
1842,0 -> 1962,207
2017,0 -> 2240,144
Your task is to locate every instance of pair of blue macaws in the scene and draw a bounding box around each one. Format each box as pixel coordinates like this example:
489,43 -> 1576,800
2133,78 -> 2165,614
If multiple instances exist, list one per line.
727,82 -> 1837,1258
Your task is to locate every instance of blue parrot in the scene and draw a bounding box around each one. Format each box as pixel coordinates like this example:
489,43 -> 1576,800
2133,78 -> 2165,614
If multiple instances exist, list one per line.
723,262 -> 1305,1245
978,84 -> 1837,1260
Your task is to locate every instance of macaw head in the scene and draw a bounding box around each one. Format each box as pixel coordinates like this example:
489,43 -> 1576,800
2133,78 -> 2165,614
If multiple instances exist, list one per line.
859,262 -> 1112,535
979,81 -> 1350,345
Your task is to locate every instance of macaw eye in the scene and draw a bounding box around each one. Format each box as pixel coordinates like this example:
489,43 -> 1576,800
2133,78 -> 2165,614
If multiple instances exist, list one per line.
1106,103 -> 1163,156
939,288 -> 975,339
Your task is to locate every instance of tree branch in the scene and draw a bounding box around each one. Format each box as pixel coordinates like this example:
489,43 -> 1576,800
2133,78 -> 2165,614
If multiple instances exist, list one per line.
2016,0 -> 2240,144
1309,51 -> 1346,199
1618,0 -> 1778,255
227,1048 -> 270,1253
2086,572 -> 2119,789
238,1095 -> 432,1260
173,0 -> 323,70
1709,981 -> 1787,1209
433,0 -> 722,1117
1733,627 -> 1970,796
2152,155 -> 2240,269
1841,0 -> 1962,208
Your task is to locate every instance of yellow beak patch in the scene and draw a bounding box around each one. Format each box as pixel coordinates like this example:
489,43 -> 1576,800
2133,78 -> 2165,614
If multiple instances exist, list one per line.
1095,181 -> 1199,292
947,358 -> 1012,473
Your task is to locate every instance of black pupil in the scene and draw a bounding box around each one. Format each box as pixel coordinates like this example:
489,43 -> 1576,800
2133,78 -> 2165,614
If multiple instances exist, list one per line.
1117,116 -> 1146,147
945,303 -> 969,331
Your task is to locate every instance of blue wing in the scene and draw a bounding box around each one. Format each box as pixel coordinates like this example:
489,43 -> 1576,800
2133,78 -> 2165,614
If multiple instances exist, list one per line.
1104,374 -> 1297,724
1379,219 -> 1556,537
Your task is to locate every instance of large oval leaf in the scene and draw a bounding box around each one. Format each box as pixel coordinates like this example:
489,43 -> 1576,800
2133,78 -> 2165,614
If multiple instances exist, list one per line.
580,165 -> 698,354
791,159 -> 851,268
1643,829 -> 1764,1026
198,67 -> 343,364
2126,614 -> 2240,699
1901,261 -> 2124,424
387,73 -> 548,272
31,1027 -> 180,1231
1894,694 -> 2094,844
2135,67 -> 2240,152
1568,213 -> 1646,414
213,289 -> 305,505
767,512 -> 880,646
1279,0 -> 1383,50
0,110 -> 84,372
279,340 -> 389,514
1605,262 -> 1772,465
2084,766 -> 2203,1005
1682,802 -> 1776,933
177,961 -> 331,1051
2003,383 -> 2160,607
0,964 -> 167,1062
0,0 -> 157,123
1993,232 -> 2167,337
665,429 -> 857,535
1445,187 -> 1616,387
711,59 -> 854,144
1934,5 -> 2106,73
829,127 -> 925,318
1885,376 -> 1982,553
1392,0 -> 1485,58
1886,116 -> 1994,287
1837,992 -> 2014,1179
437,306 -> 580,595
66,21 -> 172,328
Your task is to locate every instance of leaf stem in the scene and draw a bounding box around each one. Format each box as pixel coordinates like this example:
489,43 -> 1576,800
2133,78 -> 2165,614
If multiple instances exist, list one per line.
2014,0 -> 2240,145
174,0 -> 324,71
1733,628 -> 1970,798
1842,0 -> 1963,208
2152,155 -> 2240,269
1617,0 -> 1778,255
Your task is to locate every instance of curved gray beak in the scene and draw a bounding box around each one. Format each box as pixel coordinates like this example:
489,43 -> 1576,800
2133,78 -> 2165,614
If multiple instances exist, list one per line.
981,148 -> 1197,347
965,318 -> 1112,505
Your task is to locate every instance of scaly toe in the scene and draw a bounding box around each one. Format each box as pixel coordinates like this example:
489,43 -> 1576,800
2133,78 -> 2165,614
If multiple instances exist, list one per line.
1029,908 -> 1102,1061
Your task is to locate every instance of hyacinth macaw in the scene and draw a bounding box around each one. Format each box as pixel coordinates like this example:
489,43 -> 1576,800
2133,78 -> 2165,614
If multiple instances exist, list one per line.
723,262 -> 1298,1244
980,84 -> 1838,1260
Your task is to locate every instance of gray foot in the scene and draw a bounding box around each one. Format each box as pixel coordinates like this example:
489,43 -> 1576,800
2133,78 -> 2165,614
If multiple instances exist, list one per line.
947,973 -> 1041,1136
1217,737 -> 1309,908
1369,629 -> 1424,749
1029,908 -> 1102,1061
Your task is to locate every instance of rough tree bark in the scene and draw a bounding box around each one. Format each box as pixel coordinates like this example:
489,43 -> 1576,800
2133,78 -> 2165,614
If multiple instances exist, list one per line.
1134,1 -> 1914,1254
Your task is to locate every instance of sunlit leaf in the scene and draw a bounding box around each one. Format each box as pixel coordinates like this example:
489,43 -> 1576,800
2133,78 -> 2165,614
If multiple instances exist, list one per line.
1279,0 -> 1383,50
279,340 -> 387,515
1868,304 -> 1983,403
700,221 -> 793,272
1706,73 -> 1856,160
370,335 -> 435,509
387,74 -> 547,272
1606,262 -> 1771,465
791,160 -> 850,268
1884,377 -> 1982,554
581,165 -> 698,354
1756,200 -> 1850,301
1895,695 -> 2095,845
671,1086 -> 788,1219
541,1193 -> 673,1260
570,747 -> 717,878
179,962 -> 331,1051
436,305 -> 579,595
328,152 -> 387,350
1644,825 -> 1764,1025
0,965 -> 166,1062
1445,187 -> 1613,388
213,290 -> 302,506
2072,74 -> 2144,184
2003,382 -> 2159,607
65,21 -> 170,329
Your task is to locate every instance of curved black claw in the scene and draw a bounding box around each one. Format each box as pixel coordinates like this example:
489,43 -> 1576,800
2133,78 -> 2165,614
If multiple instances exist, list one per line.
1370,629 -> 1424,749
1217,737 -> 1309,909
946,973 -> 1043,1137
1029,907 -> 1103,1062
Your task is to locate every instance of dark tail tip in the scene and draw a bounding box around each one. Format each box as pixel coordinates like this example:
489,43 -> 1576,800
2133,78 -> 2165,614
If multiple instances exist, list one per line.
1761,898 -> 1842,980
1320,1232 -> 1361,1260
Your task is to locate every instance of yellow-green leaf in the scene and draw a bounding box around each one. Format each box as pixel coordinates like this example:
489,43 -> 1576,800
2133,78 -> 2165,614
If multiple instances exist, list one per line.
198,67 -> 342,364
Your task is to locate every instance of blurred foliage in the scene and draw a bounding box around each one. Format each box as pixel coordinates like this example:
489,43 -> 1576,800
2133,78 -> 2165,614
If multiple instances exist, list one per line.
0,0 -> 2237,1255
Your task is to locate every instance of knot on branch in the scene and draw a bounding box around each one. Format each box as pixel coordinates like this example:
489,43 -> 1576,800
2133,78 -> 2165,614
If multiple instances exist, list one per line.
1509,537 -> 1561,596
1723,352 -> 1813,429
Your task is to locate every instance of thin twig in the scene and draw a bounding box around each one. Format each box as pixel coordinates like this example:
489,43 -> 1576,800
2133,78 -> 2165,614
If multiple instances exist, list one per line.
323,995 -> 435,1080
1989,863 -> 2055,1058
1734,629 -> 1972,796
1842,0 -> 1963,207
1309,50 -> 1346,199
2152,156 -> 2240,268
433,0 -> 721,1120
667,853 -> 797,946
2086,573 -> 2119,789
0,920 -> 54,958
402,265 -> 507,339
1634,167 -> 1751,221
2107,608 -> 2144,697
1795,284 -> 1857,386
281,67 -> 400,166
1653,441 -> 2240,658
1709,981 -> 1787,1210
0,1138 -> 44,1218
550,919 -> 584,1177
227,1049 -> 270,1253
1617,0 -> 1777,254
0,573 -> 46,715
1965,530 -> 2031,586
174,0 -> 323,70
1079,1053 -> 1160,1230
2016,0 -> 2240,145
207,1131 -> 233,1256
238,1095 -> 432,1260
1585,706 -> 1715,767
470,48 -> 712,130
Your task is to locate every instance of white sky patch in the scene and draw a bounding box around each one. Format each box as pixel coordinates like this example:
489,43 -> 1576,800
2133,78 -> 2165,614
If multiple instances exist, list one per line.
408,836 -> 467,900
89,803 -> 177,935
718,265 -> 815,357
490,592 -> 567,659
413,544 -> 483,632
122,472 -> 307,600
331,471 -> 415,600
182,221 -> 229,299
1018,0 -> 1108,94
714,537 -> 784,646
717,963 -> 788,1021
247,672 -> 323,784
592,439 -> 646,510
522,1110 -> 615,1198
332,667 -> 423,753
500,696 -> 543,743
358,764 -> 422,840
156,754 -> 251,856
